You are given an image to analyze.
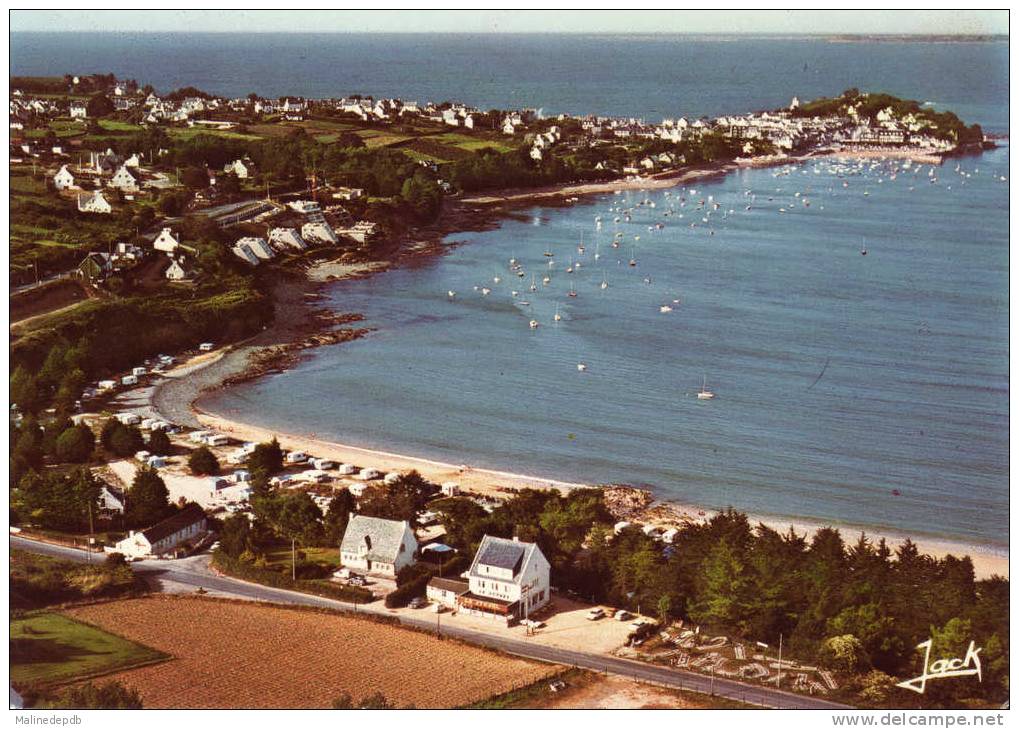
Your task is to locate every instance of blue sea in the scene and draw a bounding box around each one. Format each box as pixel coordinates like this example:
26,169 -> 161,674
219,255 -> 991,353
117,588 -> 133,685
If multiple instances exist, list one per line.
206,149 -> 1009,549
13,33 -> 1008,548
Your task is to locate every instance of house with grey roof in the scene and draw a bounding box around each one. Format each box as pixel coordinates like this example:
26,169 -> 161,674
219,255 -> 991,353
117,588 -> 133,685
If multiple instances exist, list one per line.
457,535 -> 550,624
339,515 -> 418,577
107,503 -> 208,559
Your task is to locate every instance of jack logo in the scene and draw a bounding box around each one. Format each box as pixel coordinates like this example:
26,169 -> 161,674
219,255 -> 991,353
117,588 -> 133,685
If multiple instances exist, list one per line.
897,638 -> 982,694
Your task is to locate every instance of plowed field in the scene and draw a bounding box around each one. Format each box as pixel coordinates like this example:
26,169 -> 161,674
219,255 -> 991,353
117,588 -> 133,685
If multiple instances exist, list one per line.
64,597 -> 557,708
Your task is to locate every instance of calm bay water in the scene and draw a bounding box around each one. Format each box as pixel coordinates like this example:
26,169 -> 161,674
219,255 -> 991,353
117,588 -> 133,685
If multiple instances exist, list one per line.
13,32 -> 1008,546
10,33 -> 1010,133
208,147 -> 1009,547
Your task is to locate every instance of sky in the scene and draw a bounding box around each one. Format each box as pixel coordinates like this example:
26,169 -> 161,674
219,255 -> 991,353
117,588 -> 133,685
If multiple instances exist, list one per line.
7,9 -> 1010,35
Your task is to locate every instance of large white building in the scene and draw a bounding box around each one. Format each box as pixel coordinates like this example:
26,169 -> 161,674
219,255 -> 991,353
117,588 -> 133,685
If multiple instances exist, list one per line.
457,535 -> 550,624
108,503 -> 208,559
339,515 -> 418,577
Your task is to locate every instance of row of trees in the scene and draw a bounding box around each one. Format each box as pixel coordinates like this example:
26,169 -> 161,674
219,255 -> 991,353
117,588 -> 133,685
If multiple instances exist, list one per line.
432,489 -> 1008,706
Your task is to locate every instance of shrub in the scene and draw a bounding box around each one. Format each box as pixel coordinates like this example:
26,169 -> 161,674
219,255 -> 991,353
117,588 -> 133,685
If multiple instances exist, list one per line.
384,571 -> 431,608
188,446 -> 219,475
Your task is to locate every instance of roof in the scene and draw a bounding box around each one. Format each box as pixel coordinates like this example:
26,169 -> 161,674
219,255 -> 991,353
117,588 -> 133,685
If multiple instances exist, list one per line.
477,537 -> 526,573
340,515 -> 414,564
469,535 -> 549,585
428,576 -> 469,594
142,503 -> 206,544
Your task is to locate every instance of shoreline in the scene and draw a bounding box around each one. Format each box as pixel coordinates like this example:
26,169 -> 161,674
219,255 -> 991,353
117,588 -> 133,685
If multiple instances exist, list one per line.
149,155 -> 1007,580
190,408 -> 1008,579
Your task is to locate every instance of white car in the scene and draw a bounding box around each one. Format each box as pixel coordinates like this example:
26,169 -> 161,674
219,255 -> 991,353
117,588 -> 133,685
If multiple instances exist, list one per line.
586,607 -> 605,621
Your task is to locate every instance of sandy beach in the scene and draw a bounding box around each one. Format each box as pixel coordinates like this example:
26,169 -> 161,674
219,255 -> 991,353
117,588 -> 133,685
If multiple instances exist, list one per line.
141,159 -> 1007,581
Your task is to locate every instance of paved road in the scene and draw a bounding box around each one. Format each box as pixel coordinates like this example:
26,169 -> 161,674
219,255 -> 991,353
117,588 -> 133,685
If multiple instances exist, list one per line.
12,536 -> 849,710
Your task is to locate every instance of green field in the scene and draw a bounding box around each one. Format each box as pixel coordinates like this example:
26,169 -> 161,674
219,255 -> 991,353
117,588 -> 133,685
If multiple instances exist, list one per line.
98,119 -> 143,133
166,127 -> 262,142
10,612 -> 168,687
264,546 -> 342,568
435,132 -> 515,153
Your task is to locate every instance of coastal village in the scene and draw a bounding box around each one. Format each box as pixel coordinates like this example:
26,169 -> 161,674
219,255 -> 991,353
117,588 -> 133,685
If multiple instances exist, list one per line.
9,73 -> 1006,711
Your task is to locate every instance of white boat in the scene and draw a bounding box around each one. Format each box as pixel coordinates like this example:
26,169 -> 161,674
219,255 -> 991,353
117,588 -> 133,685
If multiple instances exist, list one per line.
529,320 -> 539,329
553,303 -> 562,322
447,290 -> 456,299
577,363 -> 587,372
481,287 -> 491,296
530,275 -> 537,292
659,305 -> 673,313
697,376 -> 715,400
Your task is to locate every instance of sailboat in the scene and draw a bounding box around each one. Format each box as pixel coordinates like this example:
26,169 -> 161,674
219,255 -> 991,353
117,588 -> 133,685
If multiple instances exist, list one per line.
594,241 -> 601,261
567,282 -> 577,298
697,376 -> 715,400
577,231 -> 585,254
553,303 -> 562,322
529,275 -> 538,292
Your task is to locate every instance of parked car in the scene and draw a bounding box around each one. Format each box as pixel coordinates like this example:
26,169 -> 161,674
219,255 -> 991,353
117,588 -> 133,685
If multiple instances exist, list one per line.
586,607 -> 605,621
347,575 -> 366,587
408,597 -> 427,609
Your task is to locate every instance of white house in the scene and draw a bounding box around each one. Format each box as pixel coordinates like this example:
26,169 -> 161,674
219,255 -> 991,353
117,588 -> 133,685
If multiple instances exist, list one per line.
165,259 -> 189,281
268,227 -> 307,251
339,515 -> 418,577
223,159 -> 250,178
231,243 -> 261,266
109,165 -> 139,192
427,575 -> 469,609
301,221 -> 338,245
108,503 -> 208,559
53,164 -> 77,190
77,190 -> 112,214
98,485 -> 125,517
153,228 -> 180,253
69,102 -> 87,119
235,237 -> 274,260
457,535 -> 551,624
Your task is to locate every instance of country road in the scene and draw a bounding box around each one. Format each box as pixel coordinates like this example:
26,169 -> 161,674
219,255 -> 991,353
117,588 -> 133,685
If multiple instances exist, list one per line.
12,536 -> 850,710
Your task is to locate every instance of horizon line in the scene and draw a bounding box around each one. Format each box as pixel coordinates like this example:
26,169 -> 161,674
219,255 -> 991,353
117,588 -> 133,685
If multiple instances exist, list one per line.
9,29 -> 1010,37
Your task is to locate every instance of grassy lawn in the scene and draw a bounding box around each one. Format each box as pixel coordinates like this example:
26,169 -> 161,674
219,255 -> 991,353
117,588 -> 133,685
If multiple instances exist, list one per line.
10,612 -> 168,688
9,174 -> 49,195
166,127 -> 262,142
264,546 -> 342,568
435,132 -> 515,153
401,148 -> 452,164
98,119 -> 142,133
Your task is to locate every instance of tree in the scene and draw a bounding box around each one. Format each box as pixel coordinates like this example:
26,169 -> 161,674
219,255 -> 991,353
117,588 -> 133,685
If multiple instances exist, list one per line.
85,94 -> 115,118
247,438 -> 283,475
820,634 -> 869,673
323,490 -> 355,546
218,513 -> 253,558
55,680 -> 142,709
10,366 -> 40,412
358,470 -> 436,525
690,538 -> 753,633
126,466 -> 170,526
146,429 -> 172,455
180,166 -> 210,190
657,594 -> 673,627
54,424 -> 95,463
107,423 -> 144,457
188,446 -> 219,475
